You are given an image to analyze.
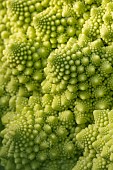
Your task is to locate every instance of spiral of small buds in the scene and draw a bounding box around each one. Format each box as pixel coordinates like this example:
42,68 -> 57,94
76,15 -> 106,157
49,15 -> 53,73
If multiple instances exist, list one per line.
1,1 -> 113,170
6,0 -> 43,31
42,37 -> 113,123
0,103 -> 79,170
74,109 -> 113,169
33,1 -> 86,49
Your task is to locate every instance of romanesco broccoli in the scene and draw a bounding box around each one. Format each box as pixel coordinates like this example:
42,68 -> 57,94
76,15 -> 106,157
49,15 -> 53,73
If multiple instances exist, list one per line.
1,0 -> 113,170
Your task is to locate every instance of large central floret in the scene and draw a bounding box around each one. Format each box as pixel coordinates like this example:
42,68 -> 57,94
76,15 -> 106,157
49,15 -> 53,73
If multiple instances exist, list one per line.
42,37 -> 113,124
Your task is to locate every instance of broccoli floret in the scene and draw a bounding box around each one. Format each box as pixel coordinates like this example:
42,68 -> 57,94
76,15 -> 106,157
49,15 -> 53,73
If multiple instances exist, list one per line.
0,102 -> 80,170
74,110 -> 113,169
1,0 -> 113,170
42,37 -> 113,123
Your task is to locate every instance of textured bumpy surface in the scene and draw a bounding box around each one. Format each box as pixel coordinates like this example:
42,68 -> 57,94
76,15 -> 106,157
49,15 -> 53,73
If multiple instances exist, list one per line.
1,0 -> 113,170
73,110 -> 113,170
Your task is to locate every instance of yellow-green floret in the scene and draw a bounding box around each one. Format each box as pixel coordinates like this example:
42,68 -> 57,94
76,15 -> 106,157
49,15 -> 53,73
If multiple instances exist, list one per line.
1,0 -> 113,170
0,101 -> 81,170
73,109 -> 113,169
42,37 -> 113,123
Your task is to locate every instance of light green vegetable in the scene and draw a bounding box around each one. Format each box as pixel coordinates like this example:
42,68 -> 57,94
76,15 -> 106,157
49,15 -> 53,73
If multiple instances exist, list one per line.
1,0 -> 113,170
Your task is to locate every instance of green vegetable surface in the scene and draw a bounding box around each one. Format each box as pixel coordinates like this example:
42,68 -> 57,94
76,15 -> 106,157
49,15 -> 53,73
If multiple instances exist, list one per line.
1,0 -> 113,169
